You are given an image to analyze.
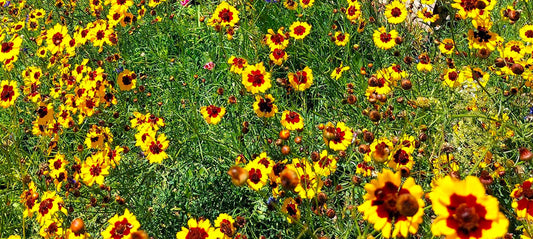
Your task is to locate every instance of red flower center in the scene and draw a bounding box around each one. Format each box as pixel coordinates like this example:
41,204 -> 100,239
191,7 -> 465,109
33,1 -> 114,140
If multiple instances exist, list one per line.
393,149 -> 409,165
460,0 -> 477,11
372,182 -> 410,222
219,219 -> 233,237
424,11 -> 433,18
336,33 -> 345,42
1,85 -> 15,102
249,168 -> 262,184
53,159 -> 62,170
285,112 -> 300,124
510,45 -> 521,53
446,194 -> 492,238
272,48 -> 285,59
300,174 -> 311,189
53,32 -> 64,46
391,7 -> 402,17
122,75 -> 132,85
96,30 -> 105,40
448,71 -> 458,81
186,227 -> 209,239
1,42 -> 13,53
218,9 -> 233,22
293,26 -> 306,36
270,34 -> 284,44
302,0 -> 310,4
293,71 -> 307,84
525,30 -> 533,38
445,42 -> 454,50
248,70 -> 265,86
39,198 -> 54,215
90,164 -> 102,176
149,141 -> 163,154
258,98 -> 273,113
206,105 -> 220,117
232,58 -> 246,68
347,6 -> 357,15
380,32 -> 392,43
47,222 -> 59,234
332,127 -> 345,143
110,218 -> 133,239
286,203 -> 298,216
318,156 -> 332,168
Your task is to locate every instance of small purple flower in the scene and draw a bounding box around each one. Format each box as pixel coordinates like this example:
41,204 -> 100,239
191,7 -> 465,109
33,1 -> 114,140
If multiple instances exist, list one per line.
115,66 -> 124,73
3,1 -> 10,7
203,62 -> 215,71
529,106 -> 533,115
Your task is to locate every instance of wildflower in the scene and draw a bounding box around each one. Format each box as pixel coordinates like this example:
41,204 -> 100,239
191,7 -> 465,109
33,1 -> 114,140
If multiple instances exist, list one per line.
281,111 -> 304,131
416,53 -> 433,72
356,161 -> 374,177
20,181 -> 38,218
323,122 -> 353,151
84,125 -> 113,150
80,153 -> 110,186
48,153 -> 68,179
214,213 -> 235,238
511,178 -> 533,220
443,68 -> 464,88
385,1 -> 407,24
519,25 -> 533,43
253,94 -> 278,118
313,150 -> 337,176
429,176 -> 509,239
265,28 -> 289,50
35,191 -> 67,225
439,39 -> 455,55
467,18 -> 503,51
40,219 -> 63,238
345,1 -> 362,21
333,31 -> 349,46
269,47 -> 288,65
104,146 -> 124,168
144,133 -> 169,164
418,7 -> 439,23
208,1 -> 240,28
289,21 -> 311,40
281,198 -> 300,223
88,21 -> 115,52
200,105 -> 226,125
388,147 -> 414,170
373,27 -> 398,50
241,62 -> 271,94
46,24 -> 71,55
331,63 -> 350,80
299,0 -> 314,8
245,161 -> 268,191
176,218 -> 220,239
203,61 -> 215,70
117,69 -> 137,91
283,0 -> 297,10
102,209 -> 141,239
365,138 -> 393,163
358,169 -> 425,238
452,0 -> 496,19
0,80 -> 19,108
288,66 -> 313,91
228,56 -> 248,74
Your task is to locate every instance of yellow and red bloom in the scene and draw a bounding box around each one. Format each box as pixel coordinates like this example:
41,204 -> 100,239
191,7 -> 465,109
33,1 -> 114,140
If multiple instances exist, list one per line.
511,178 -> 533,220
201,105 -> 226,125
0,36 -> 22,63
288,67 -> 313,91
418,7 -> 439,23
46,24 -> 71,55
299,0 -> 314,8
281,111 -> 304,131
214,213 -> 235,238
417,53 -> 433,72
387,147 -> 414,171
265,28 -> 289,50
40,219 -> 63,239
208,1 -> 240,28
467,19 -> 503,51
282,197 -> 300,223
269,47 -> 288,66
144,133 -> 169,164
176,218 -> 219,239
84,125 -> 113,150
20,181 -> 38,218
284,0 -> 298,10
323,122 -> 353,151
241,62 -> 271,94
358,169 -> 425,238
228,56 -> 248,74
443,68 -> 464,88
373,27 -> 398,50
313,150 -> 337,176
0,80 -> 19,108
81,153 -> 110,186
333,31 -> 349,46
245,161 -> 268,191
345,2 -> 362,22
253,94 -> 278,118
451,0 -> 495,19
331,62 -> 350,80
520,25 -> 533,43
117,69 -> 137,91
48,153 -> 68,179
385,1 -> 407,24
289,21 -> 311,40
429,176 -> 509,239
365,138 -> 393,163
35,191 -> 67,225
102,209 -> 141,239
439,39 -> 455,55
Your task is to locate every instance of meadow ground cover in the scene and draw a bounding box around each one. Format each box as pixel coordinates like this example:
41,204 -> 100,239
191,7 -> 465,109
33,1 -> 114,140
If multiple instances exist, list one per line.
1,0 -> 533,238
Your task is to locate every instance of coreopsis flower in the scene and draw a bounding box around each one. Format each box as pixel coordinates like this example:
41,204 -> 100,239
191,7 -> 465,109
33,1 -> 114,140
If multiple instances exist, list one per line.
46,24 -> 71,55
385,1 -> 407,24
501,40 -> 526,59
102,209 -> 141,239
322,122 -> 353,151
253,152 -> 274,175
418,7 -> 439,23
228,56 -> 248,74
36,47 -> 47,58
84,125 -> 113,150
429,176 -> 509,239
117,69 -> 137,91
176,218 -> 221,239
265,28 -> 289,50
313,150 -> 337,176
36,103 -> 55,126
289,21 -> 311,40
365,138 -> 393,163
20,181 -> 38,218
443,68 -> 464,88
40,219 -> 63,239
439,39 -> 455,55
281,111 -> 304,131
461,67 -> 490,91
201,105 -> 226,125
452,0 -> 495,19
300,0 -> 314,8
81,153 -> 110,186
253,94 -> 278,118
356,161 -> 374,177
135,129 -> 156,150
88,21 -> 115,52
416,53 -> 433,72
469,20 -> 501,51
148,0 -> 165,8
208,2 -> 240,28
333,31 -> 349,46
48,153 -> 68,179
284,0 -> 298,10
511,178 -> 533,220
0,80 -> 19,108
387,147 -> 414,170
373,27 -> 398,50
65,229 -> 90,239
331,63 -> 350,80
288,67 -> 313,91
35,191 -> 67,225
292,158 -> 322,199
0,35 -> 22,63
520,25 -> 533,43
245,161 -> 268,191
358,169 -> 425,238
214,213 -> 235,238
269,47 -> 288,65
241,62 -> 271,94
282,197 -> 300,223
345,1 -> 362,21
144,133 -> 169,164
387,64 -> 408,82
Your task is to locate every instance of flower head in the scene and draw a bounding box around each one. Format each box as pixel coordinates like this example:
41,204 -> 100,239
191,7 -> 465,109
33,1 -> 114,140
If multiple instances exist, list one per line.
373,27 -> 398,50
385,1 -> 407,24
289,21 -> 311,40
102,209 -> 141,239
281,111 -> 304,131
241,62 -> 271,94
288,66 -> 313,91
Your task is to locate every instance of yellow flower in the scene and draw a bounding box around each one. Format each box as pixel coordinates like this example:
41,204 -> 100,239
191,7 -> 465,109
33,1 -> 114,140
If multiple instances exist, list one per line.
292,158 -> 322,199
228,56 -> 248,74
417,7 -> 439,23
289,21 -> 311,40
283,0 -> 298,10
387,147 -> 414,170
429,176 -> 509,239
313,150 -> 337,176
281,111 -> 304,131
0,80 -> 19,108
200,105 -> 226,125
35,191 -> 68,225
345,2 -> 362,21
0,35 -> 23,63
102,209 -> 141,239
300,0 -> 314,8
357,169 -> 425,238
117,69 -> 137,91
385,1 -> 407,24
333,31 -> 349,46
443,68 -> 464,88
323,122 -> 353,151
288,66 -> 313,91
214,213 -> 235,238
282,198 -> 300,223
144,133 -> 169,164
81,153 -> 110,186
467,18 -> 503,51
520,25 -> 533,43
241,62 -> 271,94
439,39 -> 455,55
245,161 -> 268,191
46,23 -> 71,55
269,47 -> 288,66
265,28 -> 289,50
208,1 -> 240,28
373,27 -> 398,50
176,218 -> 221,239
511,178 -> 533,220
40,219 -> 63,239
253,94 -> 278,118
330,63 -> 350,80
364,138 -> 393,163
48,153 -> 68,179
